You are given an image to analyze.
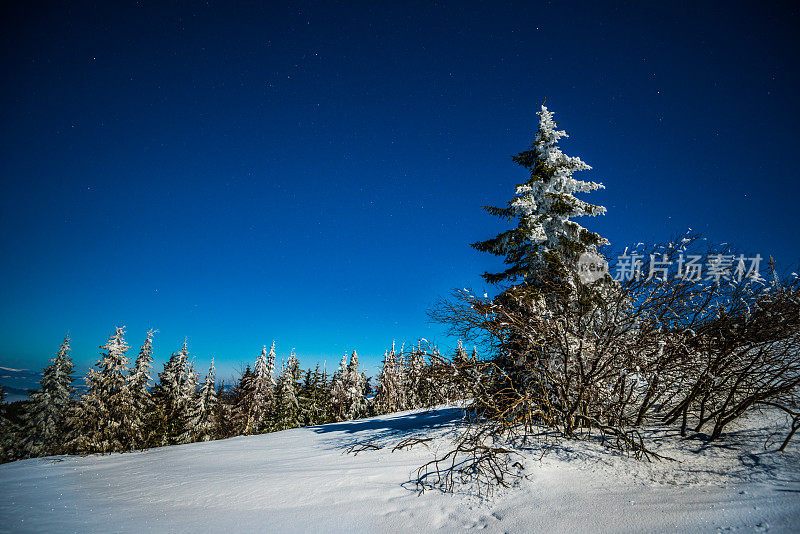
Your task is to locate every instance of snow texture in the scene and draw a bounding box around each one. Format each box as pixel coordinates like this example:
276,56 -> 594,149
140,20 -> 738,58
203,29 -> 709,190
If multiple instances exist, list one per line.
1,406 -> 799,533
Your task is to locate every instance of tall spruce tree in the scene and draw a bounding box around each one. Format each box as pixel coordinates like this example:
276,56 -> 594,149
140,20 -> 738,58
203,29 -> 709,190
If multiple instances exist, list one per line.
344,350 -> 369,420
404,342 -> 427,409
232,365 -> 255,434
247,344 -> 276,433
313,365 -> 330,424
127,329 -> 155,449
214,380 -> 237,438
178,362 -> 200,443
472,105 -> 607,290
299,368 -> 313,425
273,352 -> 300,430
70,327 -> 132,453
266,341 -> 277,388
298,364 -> 328,425
464,105 -> 616,430
22,335 -> 75,457
329,352 -> 349,420
153,340 -> 191,445
375,343 -> 404,414
196,359 -> 218,441
446,339 -> 470,401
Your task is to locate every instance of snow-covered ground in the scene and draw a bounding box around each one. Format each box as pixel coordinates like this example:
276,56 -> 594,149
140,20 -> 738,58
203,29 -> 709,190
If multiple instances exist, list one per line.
1,406 -> 799,533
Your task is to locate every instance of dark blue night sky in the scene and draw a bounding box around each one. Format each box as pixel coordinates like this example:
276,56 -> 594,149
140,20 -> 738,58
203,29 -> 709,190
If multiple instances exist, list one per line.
1,1 -> 798,380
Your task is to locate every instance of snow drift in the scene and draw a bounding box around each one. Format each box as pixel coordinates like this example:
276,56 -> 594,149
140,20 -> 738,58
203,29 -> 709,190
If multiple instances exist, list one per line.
1,406 -> 799,533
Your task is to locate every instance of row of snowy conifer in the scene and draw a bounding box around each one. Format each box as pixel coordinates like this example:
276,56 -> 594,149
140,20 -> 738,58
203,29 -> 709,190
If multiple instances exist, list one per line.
0,328 -> 472,463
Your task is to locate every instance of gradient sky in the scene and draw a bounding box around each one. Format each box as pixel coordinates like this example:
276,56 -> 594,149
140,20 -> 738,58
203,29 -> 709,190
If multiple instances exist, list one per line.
1,1 -> 798,382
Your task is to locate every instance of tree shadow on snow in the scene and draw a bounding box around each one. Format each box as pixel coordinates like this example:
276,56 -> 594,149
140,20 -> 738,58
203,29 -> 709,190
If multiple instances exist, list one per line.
310,407 -> 466,449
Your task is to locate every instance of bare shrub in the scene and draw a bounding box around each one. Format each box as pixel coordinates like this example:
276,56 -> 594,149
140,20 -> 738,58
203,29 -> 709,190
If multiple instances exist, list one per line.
423,236 -> 800,492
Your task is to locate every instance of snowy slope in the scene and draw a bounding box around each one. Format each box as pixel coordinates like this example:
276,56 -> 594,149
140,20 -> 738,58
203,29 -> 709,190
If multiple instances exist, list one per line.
1,406 -> 799,533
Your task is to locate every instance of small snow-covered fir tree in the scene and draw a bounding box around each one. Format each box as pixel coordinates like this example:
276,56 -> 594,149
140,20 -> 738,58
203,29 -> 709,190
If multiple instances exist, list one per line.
298,368 -> 313,424
152,339 -> 191,445
443,339 -> 471,401
127,329 -> 155,449
329,352 -> 349,420
196,359 -> 218,441
472,105 -> 607,290
70,327 -> 132,453
344,351 -> 369,420
404,342 -> 427,409
213,380 -> 236,438
22,334 -> 75,457
178,362 -> 200,443
273,352 -> 301,430
454,339 -> 467,362
375,342 -> 405,414
299,364 -> 328,425
266,340 -> 277,388
312,365 -> 330,424
247,343 -> 276,433
232,364 -> 255,434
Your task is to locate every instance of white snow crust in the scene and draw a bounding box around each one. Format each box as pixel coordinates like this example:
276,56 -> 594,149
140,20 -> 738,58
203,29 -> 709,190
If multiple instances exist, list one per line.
1,406 -> 799,532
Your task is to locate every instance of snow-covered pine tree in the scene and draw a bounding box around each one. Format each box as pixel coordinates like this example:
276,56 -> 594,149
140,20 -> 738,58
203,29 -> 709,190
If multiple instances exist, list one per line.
446,339 -> 470,401
178,362 -> 200,443
362,373 -> 374,400
213,379 -> 236,438
0,389 -> 19,463
127,329 -> 155,449
454,339 -> 467,361
375,343 -> 405,414
247,344 -> 276,434
396,342 -> 408,410
232,364 -> 255,434
299,368 -> 314,425
266,340 -> 277,388
273,352 -> 301,430
314,365 -> 330,424
298,364 -> 327,425
374,349 -> 391,414
196,359 -> 218,441
152,340 -> 191,445
0,381 -> 28,463
404,341 -> 427,409
290,351 -> 302,387
426,344 -> 447,406
70,327 -> 132,453
344,350 -> 369,420
21,334 -> 75,457
471,105 -> 607,291
329,352 -> 349,421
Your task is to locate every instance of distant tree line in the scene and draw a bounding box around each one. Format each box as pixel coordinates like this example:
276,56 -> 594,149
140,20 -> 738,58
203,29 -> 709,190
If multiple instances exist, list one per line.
0,329 -> 475,463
